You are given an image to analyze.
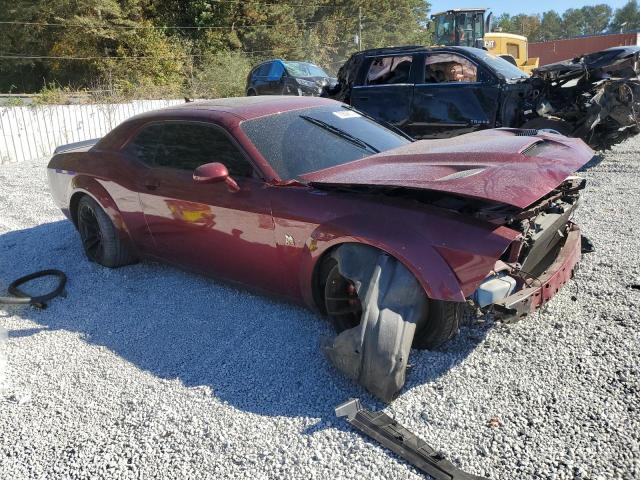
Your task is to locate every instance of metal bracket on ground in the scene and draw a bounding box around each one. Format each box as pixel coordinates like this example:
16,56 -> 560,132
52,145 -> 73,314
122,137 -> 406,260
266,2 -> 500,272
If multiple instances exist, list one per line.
336,399 -> 488,480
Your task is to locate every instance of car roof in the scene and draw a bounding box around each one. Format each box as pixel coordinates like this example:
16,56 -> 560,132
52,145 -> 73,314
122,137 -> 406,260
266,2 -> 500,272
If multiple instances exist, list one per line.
160,96 -> 338,121
355,45 -> 485,58
251,58 -> 322,70
431,8 -> 487,15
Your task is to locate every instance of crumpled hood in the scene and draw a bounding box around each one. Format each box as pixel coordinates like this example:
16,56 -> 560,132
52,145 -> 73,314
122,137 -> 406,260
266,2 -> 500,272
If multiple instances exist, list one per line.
301,129 -> 594,209
534,46 -> 640,80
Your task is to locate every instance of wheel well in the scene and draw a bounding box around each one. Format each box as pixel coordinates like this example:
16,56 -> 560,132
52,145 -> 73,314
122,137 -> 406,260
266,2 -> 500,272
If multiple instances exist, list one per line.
311,245 -> 340,313
311,242 -> 405,313
69,192 -> 88,228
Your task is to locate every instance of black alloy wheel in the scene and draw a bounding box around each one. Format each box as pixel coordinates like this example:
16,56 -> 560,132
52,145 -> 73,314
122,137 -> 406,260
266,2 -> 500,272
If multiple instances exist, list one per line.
78,202 -> 104,263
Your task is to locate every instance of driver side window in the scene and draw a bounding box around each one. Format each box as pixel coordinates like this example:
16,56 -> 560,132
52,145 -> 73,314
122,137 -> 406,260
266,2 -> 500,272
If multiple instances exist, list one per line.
423,54 -> 478,83
126,122 -> 253,177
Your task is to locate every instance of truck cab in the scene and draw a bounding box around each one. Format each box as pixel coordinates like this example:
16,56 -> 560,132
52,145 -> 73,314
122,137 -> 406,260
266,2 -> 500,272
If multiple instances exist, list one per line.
431,8 -> 488,49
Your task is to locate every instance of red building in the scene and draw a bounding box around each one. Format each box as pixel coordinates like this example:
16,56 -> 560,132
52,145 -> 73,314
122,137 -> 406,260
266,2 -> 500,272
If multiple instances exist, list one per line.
529,32 -> 640,65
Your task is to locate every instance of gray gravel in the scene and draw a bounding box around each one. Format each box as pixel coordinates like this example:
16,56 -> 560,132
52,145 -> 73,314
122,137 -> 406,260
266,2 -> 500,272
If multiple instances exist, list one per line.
1,138 -> 639,479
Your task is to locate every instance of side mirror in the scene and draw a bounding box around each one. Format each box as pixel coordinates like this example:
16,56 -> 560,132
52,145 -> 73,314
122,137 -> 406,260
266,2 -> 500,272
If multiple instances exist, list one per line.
193,162 -> 240,192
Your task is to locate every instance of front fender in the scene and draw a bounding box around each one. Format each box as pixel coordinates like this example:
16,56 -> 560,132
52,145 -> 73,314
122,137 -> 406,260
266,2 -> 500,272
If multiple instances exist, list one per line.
299,212 -> 514,306
300,210 -> 518,304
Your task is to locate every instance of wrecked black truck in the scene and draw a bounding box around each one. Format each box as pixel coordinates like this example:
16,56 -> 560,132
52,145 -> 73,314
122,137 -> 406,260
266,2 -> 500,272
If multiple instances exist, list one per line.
324,45 -> 640,150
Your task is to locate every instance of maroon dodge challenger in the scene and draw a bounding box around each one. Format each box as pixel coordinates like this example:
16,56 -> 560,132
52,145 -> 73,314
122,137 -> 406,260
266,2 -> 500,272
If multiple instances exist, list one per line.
48,96 -> 593,401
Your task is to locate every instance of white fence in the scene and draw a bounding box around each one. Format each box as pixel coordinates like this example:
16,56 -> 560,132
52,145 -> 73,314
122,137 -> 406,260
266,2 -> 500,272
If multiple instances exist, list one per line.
0,100 -> 183,164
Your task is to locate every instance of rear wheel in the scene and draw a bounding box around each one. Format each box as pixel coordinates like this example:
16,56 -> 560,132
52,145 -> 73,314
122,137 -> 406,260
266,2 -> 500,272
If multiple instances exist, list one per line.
77,196 -> 136,268
321,253 -> 461,349
247,89 -> 257,96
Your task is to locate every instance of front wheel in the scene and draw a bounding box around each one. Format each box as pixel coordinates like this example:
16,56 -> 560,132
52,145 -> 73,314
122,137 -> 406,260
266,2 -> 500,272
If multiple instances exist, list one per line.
412,300 -> 463,349
322,252 -> 461,349
77,196 -> 136,268
324,260 -> 362,332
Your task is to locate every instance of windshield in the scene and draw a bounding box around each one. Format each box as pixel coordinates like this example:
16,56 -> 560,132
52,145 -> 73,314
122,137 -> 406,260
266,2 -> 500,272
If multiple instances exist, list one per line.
472,49 -> 528,79
240,105 -> 411,180
434,13 -> 456,46
283,61 -> 328,78
433,12 -> 484,48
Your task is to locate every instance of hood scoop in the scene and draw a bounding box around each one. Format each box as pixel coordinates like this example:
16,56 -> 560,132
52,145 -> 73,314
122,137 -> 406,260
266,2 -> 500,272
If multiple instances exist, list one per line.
435,167 -> 486,182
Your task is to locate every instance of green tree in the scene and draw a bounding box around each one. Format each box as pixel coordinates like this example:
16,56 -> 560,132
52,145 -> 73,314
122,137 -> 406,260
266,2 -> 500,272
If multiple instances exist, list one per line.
610,0 -> 640,32
0,0 -> 432,95
561,8 -> 586,38
533,10 -> 563,41
494,13 -> 540,38
582,4 -> 612,35
0,0 -> 186,94
493,13 -> 515,33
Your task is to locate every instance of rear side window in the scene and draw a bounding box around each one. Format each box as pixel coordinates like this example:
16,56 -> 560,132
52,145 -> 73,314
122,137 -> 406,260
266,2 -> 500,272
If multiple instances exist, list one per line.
255,62 -> 272,77
366,56 -> 413,85
268,62 -> 285,79
125,123 -> 164,165
126,122 -> 253,177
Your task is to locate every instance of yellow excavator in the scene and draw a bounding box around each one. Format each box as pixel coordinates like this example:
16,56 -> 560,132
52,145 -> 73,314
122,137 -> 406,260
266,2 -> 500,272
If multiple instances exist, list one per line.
430,8 -> 539,74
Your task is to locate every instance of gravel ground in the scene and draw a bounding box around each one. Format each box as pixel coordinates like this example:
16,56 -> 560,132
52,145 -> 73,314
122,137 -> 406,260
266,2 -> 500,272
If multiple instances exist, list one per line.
0,138 -> 639,480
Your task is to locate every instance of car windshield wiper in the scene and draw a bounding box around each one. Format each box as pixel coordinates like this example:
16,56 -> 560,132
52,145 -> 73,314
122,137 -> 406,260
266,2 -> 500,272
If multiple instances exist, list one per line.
299,115 -> 380,154
341,105 -> 414,142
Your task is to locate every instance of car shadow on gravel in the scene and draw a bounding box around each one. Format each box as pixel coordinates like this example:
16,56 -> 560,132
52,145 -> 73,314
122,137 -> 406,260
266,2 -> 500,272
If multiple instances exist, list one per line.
0,221 -> 488,421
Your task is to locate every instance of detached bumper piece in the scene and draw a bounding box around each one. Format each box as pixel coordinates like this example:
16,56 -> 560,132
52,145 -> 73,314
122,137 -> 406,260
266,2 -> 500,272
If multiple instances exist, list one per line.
336,399 -> 487,480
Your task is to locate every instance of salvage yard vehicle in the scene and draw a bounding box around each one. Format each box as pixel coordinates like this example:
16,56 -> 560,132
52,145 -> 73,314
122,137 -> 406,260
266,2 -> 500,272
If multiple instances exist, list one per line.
48,96 -> 593,401
325,45 -> 640,149
246,59 -> 336,97
430,7 -> 540,74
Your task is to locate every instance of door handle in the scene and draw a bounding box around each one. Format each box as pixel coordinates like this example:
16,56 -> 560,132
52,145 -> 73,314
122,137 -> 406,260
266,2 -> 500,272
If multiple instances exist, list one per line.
355,96 -> 369,101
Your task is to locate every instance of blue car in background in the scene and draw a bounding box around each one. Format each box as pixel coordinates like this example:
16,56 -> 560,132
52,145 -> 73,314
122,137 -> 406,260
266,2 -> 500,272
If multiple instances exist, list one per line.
246,59 -> 337,97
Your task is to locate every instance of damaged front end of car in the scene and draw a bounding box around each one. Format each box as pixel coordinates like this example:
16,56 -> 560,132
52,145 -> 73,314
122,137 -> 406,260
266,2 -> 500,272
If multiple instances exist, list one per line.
527,47 -> 640,149
470,176 -> 586,319
314,131 -> 593,402
322,176 -> 588,402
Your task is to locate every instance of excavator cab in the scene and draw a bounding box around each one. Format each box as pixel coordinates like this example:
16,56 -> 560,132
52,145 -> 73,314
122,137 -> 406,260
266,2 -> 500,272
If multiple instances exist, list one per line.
431,8 -> 490,49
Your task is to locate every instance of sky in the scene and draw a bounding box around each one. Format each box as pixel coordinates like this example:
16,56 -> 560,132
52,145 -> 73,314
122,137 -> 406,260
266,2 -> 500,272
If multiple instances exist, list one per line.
427,0 -> 629,16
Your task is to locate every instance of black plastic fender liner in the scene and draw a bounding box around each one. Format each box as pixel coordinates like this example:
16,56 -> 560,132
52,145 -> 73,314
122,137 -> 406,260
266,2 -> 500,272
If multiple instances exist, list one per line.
336,399 -> 488,480
0,270 -> 67,308
322,244 -> 428,402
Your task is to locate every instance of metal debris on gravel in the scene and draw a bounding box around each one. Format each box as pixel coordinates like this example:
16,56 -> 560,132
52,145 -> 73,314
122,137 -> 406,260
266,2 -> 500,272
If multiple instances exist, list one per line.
0,138 -> 639,479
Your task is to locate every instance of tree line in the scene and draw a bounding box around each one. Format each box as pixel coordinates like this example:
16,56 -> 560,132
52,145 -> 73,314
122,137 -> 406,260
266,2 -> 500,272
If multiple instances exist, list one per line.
0,0 -> 429,97
494,0 -> 640,42
2,0 -> 640,99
